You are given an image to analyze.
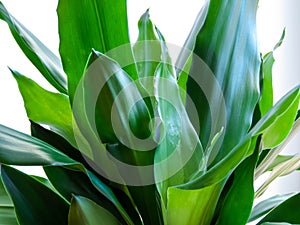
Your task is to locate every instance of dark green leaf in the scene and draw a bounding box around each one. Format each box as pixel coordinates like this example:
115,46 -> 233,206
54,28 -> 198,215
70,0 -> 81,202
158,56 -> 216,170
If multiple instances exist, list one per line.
1,165 -> 69,225
249,193 -> 295,222
258,193 -> 300,224
11,70 -> 75,146
214,140 -> 260,225
68,196 -> 121,225
0,2 -> 67,93
44,165 -> 127,224
187,0 -> 260,164
57,0 -> 136,101
0,177 -> 18,225
0,124 -> 75,166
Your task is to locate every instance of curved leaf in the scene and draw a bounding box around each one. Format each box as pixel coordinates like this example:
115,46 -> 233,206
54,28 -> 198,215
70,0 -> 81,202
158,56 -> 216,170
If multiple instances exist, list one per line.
1,165 -> 69,225
57,0 -> 136,101
11,70 -> 76,146
258,193 -> 300,224
187,0 -> 260,164
249,193 -> 295,222
0,124 -> 75,166
0,178 -> 18,225
0,2 -> 67,93
68,196 -> 121,225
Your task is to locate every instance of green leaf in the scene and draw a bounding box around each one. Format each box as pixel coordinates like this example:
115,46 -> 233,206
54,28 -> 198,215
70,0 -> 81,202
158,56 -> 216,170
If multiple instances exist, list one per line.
43,165 -> 127,224
11,70 -> 76,147
133,10 -> 161,92
249,193 -> 295,222
166,182 -> 224,225
0,177 -> 18,225
0,2 -> 67,93
187,0 -> 260,164
258,193 -> 300,224
68,196 -> 121,225
260,223 -> 295,225
214,140 -> 260,225
57,0 -> 136,101
154,34 -> 206,204
0,124 -> 75,166
259,28 -> 285,116
1,165 -> 69,225
78,50 -> 151,144
265,155 -> 295,172
178,85 -> 300,190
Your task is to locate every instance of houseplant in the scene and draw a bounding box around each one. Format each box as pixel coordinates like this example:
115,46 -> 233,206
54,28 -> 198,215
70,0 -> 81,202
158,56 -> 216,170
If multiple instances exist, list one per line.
0,0 -> 299,224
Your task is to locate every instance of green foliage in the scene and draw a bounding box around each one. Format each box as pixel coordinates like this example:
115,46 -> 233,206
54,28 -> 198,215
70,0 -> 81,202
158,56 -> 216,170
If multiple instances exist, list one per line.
0,0 -> 299,225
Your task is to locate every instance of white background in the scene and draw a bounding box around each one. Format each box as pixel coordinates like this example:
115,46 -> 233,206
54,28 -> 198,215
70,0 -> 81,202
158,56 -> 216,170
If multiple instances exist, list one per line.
0,0 -> 299,198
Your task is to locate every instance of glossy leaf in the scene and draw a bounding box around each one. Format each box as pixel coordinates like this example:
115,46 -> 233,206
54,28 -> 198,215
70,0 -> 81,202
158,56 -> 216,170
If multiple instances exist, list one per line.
1,165 -> 69,225
166,183 -> 224,225
0,2 -> 67,93
0,124 -> 75,166
0,178 -> 18,225
68,196 -> 121,225
154,32 -> 206,203
133,10 -> 161,92
57,0 -> 136,101
179,85 -> 299,190
80,50 -> 151,144
44,165 -> 127,224
214,141 -> 259,225
259,29 -> 285,116
258,193 -> 300,224
11,70 -> 76,146
249,193 -> 295,222
187,0 -> 260,164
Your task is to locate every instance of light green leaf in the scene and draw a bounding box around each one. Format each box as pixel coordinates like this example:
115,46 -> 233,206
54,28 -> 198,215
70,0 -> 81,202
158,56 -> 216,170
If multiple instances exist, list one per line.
11,70 -> 76,147
259,29 -> 285,116
0,2 -> 67,93
0,178 -> 18,225
166,183 -> 223,225
258,193 -> 300,224
249,193 -> 295,222
68,196 -> 121,225
187,0 -> 260,165
1,165 -> 69,225
57,0 -> 136,101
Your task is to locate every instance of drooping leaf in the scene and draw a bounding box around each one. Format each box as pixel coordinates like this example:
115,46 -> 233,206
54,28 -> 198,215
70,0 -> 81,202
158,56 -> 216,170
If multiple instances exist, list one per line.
257,193 -> 300,224
187,0 -> 261,165
57,0 -> 136,101
214,140 -> 260,225
68,196 -> 122,225
0,2 -> 67,93
11,70 -> 76,146
0,124 -> 75,166
1,165 -> 69,225
249,193 -> 295,222
0,177 -> 18,225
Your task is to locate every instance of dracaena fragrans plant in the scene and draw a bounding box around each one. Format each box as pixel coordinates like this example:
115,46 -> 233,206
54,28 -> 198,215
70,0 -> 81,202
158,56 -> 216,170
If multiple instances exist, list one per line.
0,0 -> 299,225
